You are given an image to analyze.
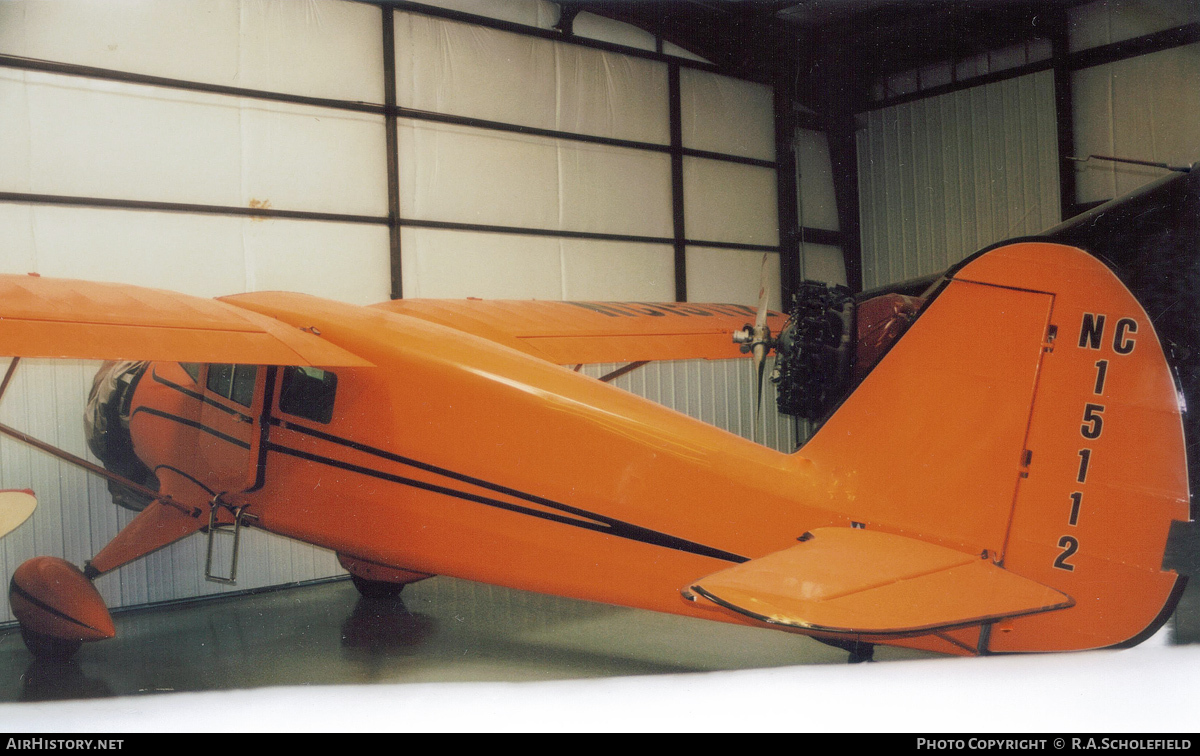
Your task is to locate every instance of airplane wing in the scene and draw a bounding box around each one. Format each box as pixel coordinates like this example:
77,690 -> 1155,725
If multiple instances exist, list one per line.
376,299 -> 786,364
687,528 -> 1073,637
0,275 -> 371,366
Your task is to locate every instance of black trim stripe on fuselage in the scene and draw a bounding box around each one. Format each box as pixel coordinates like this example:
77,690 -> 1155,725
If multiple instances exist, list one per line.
151,368 -> 254,424
274,418 -> 690,534
131,406 -> 251,450
264,440 -> 747,564
144,370 -> 748,564
152,465 -> 216,497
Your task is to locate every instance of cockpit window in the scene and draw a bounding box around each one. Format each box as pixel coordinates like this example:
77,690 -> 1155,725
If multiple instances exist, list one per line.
279,366 -> 337,424
230,365 -> 257,407
206,364 -> 258,408
179,362 -> 201,383
207,364 -> 233,397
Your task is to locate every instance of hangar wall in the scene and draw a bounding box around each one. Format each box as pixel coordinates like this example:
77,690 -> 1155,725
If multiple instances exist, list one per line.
0,0 -> 823,620
854,0 -> 1200,290
857,71 -> 1060,291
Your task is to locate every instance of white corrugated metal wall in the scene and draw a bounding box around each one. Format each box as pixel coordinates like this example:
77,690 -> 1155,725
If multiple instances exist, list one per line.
856,71 -> 1061,291
0,0 -> 823,621
855,0 -> 1200,291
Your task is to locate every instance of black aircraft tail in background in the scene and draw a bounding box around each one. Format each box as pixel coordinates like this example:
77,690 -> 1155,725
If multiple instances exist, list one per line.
1044,166 -> 1200,516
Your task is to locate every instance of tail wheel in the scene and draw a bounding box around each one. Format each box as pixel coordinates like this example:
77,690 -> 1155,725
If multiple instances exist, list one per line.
20,627 -> 82,661
337,554 -> 432,599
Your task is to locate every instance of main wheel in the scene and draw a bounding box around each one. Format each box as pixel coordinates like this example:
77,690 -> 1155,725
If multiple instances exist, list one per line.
349,574 -> 407,599
20,627 -> 82,661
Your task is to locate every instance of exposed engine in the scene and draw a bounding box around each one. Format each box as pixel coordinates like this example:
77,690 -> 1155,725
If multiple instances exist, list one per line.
771,281 -> 925,422
770,281 -> 854,421
84,361 -> 156,511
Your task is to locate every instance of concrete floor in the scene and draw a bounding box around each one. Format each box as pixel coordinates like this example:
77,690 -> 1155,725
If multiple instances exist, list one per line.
0,575 -> 944,703
4,573 -> 1197,705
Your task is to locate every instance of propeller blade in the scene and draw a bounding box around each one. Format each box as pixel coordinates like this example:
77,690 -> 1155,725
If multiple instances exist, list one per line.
755,254 -> 771,331
750,254 -> 772,443
753,341 -> 767,437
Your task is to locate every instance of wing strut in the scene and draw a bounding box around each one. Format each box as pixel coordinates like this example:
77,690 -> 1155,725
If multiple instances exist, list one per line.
598,361 -> 649,383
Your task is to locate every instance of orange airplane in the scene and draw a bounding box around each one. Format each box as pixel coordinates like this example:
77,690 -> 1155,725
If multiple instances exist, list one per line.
3,174 -> 1198,663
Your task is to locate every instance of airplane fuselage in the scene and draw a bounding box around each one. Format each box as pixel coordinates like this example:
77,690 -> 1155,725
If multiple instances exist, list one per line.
6,241 -> 1189,661
127,291 -> 850,633
119,239 -> 1192,658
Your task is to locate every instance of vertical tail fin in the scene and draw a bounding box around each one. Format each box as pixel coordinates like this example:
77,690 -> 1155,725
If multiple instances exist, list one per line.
801,241 -> 1189,652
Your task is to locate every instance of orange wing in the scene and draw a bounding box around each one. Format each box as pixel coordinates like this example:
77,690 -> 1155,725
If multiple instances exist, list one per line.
0,275 -> 370,366
376,299 -> 786,364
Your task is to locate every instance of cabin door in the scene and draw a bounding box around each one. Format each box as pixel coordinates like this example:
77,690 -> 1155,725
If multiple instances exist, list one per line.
198,364 -> 268,496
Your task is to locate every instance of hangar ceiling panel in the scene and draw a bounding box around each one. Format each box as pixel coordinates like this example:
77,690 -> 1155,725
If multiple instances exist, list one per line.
795,129 -> 839,232
237,102 -> 389,218
0,0 -> 384,103
573,11 -> 657,52
400,227 -> 566,300
682,158 -> 780,246
680,68 -> 775,162
398,120 -> 561,230
554,43 -> 669,144
558,239 -> 675,302
399,227 -> 675,302
0,70 -> 388,217
238,221 -> 392,307
395,13 -> 559,133
798,242 -> 847,288
0,70 -> 241,205
685,247 -> 783,313
398,119 -> 672,238
395,11 -> 668,145
0,204 -> 390,306
0,204 -> 247,297
411,0 -> 561,29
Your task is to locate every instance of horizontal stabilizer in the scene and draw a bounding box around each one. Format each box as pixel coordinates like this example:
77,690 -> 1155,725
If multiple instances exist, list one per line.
0,275 -> 371,366
688,528 -> 1073,636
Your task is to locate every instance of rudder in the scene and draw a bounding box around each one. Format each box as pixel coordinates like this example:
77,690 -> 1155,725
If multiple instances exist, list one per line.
800,241 -> 1189,652
964,243 -> 1189,652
